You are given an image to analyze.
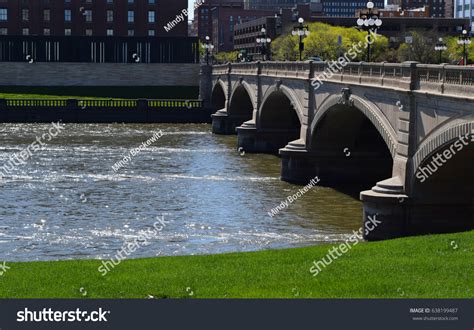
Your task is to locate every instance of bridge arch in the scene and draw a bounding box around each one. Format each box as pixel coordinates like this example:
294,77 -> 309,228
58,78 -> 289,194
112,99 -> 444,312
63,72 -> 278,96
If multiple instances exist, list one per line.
410,120 -> 473,233
308,94 -> 396,187
211,80 -> 227,110
412,119 -> 474,173
228,81 -> 255,121
257,84 -> 304,130
310,94 -> 397,158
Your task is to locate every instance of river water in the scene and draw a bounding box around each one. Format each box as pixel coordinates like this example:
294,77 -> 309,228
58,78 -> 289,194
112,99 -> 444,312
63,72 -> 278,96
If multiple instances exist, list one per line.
0,123 -> 362,262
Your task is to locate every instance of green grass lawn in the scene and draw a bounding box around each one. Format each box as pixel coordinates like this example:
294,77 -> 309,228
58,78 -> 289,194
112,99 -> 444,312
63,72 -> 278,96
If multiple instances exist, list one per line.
0,93 -> 119,100
0,230 -> 472,299
0,86 -> 199,99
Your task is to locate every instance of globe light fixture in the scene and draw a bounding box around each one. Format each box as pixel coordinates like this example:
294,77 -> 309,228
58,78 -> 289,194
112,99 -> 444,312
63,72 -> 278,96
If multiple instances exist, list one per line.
457,29 -> 472,66
356,1 -> 382,62
434,37 -> 447,64
293,17 -> 310,61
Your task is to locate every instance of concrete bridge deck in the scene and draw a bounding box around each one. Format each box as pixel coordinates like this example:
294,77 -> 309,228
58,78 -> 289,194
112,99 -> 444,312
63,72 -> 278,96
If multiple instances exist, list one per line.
200,61 -> 474,240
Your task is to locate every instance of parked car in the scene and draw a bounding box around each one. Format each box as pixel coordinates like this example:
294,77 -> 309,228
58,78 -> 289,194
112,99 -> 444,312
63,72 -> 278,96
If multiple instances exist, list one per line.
308,56 -> 324,62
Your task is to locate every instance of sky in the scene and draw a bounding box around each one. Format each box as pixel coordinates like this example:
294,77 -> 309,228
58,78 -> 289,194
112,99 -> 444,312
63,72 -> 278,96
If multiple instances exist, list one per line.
188,0 -> 195,21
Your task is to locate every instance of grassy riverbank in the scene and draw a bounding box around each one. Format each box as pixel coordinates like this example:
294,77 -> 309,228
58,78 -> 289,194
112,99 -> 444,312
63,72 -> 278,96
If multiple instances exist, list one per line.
0,86 -> 199,99
0,230 -> 472,298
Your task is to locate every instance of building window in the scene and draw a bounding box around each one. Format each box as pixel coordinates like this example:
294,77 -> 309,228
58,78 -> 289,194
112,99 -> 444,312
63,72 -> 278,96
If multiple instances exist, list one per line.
148,29 -> 155,36
22,28 -> 29,35
128,10 -> 134,22
148,11 -> 155,23
43,9 -> 50,21
64,9 -> 71,22
128,29 -> 134,36
128,0 -> 134,3
22,8 -> 29,21
86,28 -> 92,36
64,28 -> 71,35
0,28 -> 7,35
0,8 -> 7,21
84,9 -> 92,22
107,0 -> 113,3
107,28 -> 114,36
149,0 -> 156,3
43,28 -> 50,35
107,10 -> 113,22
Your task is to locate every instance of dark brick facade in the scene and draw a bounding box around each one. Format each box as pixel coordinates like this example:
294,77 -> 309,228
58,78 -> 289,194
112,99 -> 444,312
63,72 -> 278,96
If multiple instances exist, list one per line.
0,0 -> 187,37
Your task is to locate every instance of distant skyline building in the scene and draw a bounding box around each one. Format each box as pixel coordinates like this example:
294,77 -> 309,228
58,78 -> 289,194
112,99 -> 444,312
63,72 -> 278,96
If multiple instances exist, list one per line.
321,0 -> 385,17
454,0 -> 474,32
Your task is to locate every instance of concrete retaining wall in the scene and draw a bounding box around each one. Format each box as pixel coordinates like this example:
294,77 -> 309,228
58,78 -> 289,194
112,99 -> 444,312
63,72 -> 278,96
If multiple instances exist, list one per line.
0,63 -> 200,87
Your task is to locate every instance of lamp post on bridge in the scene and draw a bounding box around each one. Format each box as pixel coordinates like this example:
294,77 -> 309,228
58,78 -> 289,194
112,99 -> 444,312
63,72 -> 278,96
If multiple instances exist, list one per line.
256,27 -> 272,61
292,18 -> 310,61
356,1 -> 382,62
434,37 -> 447,64
457,29 -> 471,66
202,36 -> 214,65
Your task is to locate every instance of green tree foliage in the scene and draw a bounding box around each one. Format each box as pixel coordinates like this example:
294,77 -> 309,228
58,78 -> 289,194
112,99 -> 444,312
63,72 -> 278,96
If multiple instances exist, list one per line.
396,30 -> 474,64
271,22 -> 388,62
214,50 -> 239,64
396,30 -> 438,63
443,35 -> 474,64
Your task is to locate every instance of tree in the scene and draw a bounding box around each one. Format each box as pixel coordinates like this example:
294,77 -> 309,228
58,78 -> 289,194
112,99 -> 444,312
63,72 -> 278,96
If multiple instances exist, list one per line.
214,50 -> 239,64
271,22 -> 388,62
397,30 -> 438,63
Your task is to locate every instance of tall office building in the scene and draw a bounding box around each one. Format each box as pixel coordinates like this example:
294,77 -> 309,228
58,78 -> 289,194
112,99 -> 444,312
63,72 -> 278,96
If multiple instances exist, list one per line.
455,0 -> 474,31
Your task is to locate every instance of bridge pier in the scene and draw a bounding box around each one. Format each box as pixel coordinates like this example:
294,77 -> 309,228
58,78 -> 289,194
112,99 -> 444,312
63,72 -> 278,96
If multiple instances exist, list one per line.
280,144 -> 393,186
211,110 -> 249,135
237,122 -> 300,154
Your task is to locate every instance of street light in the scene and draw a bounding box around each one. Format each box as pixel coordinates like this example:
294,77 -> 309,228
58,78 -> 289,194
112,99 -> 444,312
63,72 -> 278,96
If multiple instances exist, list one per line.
434,37 -> 447,64
256,27 -> 271,61
457,29 -> 471,66
202,35 -> 214,65
356,1 -> 382,62
292,17 -> 310,61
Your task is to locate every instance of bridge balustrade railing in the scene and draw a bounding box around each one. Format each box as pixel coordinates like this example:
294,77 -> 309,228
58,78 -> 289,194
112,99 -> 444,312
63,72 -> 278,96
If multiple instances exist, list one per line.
212,64 -> 230,75
210,62 -> 474,98
416,64 -> 474,96
260,61 -> 311,78
231,62 -> 259,75
321,62 -> 407,89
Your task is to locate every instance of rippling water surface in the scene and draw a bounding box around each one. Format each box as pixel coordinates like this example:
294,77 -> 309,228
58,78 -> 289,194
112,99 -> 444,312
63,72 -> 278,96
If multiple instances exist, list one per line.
0,123 -> 362,261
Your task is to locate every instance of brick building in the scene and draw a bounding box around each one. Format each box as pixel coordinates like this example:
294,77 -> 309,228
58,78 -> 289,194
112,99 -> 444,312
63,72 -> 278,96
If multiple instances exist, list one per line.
0,0 -> 187,37
193,0 -> 243,40
211,6 -> 276,52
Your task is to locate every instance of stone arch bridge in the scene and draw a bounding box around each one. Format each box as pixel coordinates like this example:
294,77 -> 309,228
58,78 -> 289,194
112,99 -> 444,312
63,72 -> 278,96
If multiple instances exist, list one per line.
199,61 -> 474,240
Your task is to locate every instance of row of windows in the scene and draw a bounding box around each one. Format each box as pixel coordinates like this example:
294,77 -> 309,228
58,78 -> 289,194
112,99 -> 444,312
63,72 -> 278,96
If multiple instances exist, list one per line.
0,8 -> 156,23
324,1 -> 383,6
9,0 -> 158,4
0,27 -> 157,36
